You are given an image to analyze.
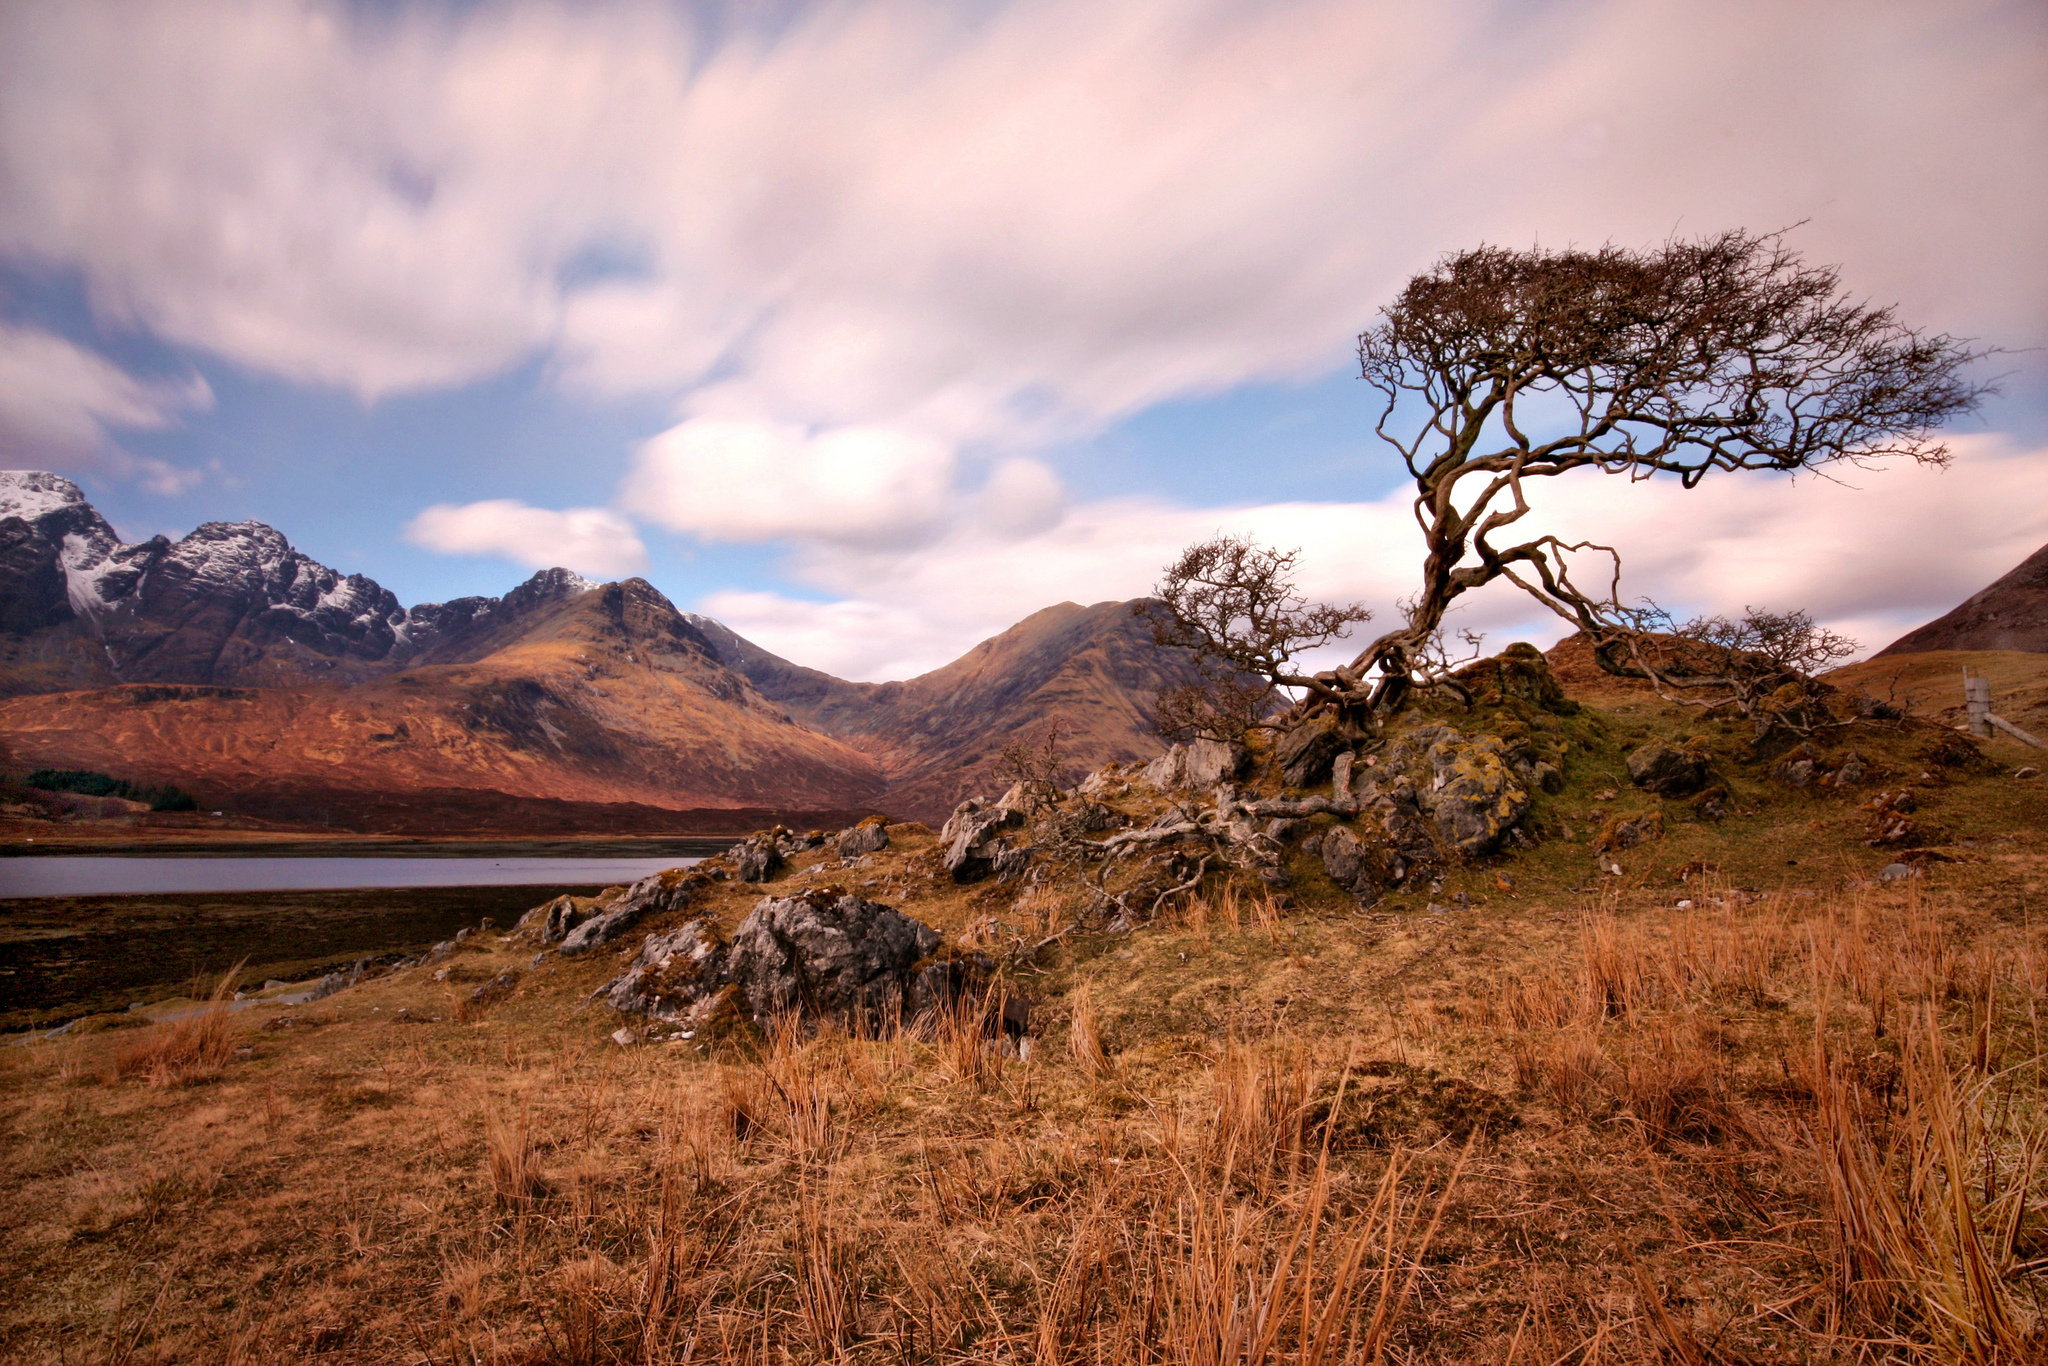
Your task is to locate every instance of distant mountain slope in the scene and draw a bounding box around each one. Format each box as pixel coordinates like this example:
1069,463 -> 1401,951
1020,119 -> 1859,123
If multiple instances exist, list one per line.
1876,542 -> 2048,656
690,601 -> 1190,819
0,470 -> 1188,828
0,575 -> 889,822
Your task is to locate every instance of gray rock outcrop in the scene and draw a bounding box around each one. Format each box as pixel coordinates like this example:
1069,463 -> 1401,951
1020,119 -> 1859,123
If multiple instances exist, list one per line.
1275,715 -> 1346,788
1373,724 -> 1532,858
1626,740 -> 1709,798
836,818 -> 890,857
940,798 -> 1030,882
597,891 -> 985,1034
558,870 -> 700,956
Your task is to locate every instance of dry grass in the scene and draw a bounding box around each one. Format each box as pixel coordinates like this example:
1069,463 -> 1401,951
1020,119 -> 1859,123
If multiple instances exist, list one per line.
112,966 -> 242,1087
2,821 -> 2045,1364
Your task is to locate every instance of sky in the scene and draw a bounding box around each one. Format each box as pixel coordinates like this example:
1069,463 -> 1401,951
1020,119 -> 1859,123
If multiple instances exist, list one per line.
0,0 -> 2043,682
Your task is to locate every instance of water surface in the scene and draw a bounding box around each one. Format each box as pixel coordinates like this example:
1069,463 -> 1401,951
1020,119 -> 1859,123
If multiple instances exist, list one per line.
0,856 -> 697,899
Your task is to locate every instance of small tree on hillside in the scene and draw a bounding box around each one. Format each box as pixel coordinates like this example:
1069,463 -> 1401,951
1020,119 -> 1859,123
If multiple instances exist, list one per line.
1154,231 -> 1987,730
1140,536 -> 1370,742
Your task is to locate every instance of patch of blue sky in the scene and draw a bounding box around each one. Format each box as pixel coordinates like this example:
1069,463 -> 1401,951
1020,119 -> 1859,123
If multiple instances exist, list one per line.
1045,366 -> 1410,508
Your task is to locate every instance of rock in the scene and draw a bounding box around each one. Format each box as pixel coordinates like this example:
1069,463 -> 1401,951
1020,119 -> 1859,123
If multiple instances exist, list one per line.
1185,738 -> 1252,788
836,818 -> 890,857
1276,715 -> 1346,789
1591,813 -> 1664,854
1772,744 -> 1822,788
1530,761 -> 1564,795
1626,740 -> 1709,798
1380,725 -> 1533,858
1078,765 -> 1132,800
939,798 -> 1029,883
1832,751 -> 1869,786
517,894 -> 592,945
1321,825 -> 1378,905
1137,745 -> 1191,792
468,970 -> 520,1009
729,832 -> 785,882
1331,751 -> 1356,803
596,919 -> 731,1021
559,869 -> 699,957
1878,862 -> 1919,883
728,891 -> 944,1030
611,1027 -> 636,1047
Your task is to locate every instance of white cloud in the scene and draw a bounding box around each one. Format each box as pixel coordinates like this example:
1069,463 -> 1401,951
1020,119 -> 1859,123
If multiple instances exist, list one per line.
404,499 -> 647,578
704,439 -> 2048,680
0,321 -> 210,494
0,0 -> 2037,433
624,418 -> 960,546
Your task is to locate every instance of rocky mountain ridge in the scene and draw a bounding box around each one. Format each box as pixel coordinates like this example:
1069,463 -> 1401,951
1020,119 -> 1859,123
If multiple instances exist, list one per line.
0,471 -> 1192,826
0,470 -> 632,694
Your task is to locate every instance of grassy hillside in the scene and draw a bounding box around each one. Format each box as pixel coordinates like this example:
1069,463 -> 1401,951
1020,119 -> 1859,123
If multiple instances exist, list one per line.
1,653 -> 2042,1363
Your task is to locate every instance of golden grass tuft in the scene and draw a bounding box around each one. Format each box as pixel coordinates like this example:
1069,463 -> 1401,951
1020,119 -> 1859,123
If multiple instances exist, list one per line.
112,966 -> 242,1088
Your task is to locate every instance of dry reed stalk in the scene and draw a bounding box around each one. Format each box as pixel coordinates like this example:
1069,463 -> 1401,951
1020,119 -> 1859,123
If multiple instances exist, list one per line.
1812,1006 -> 2040,1362
759,1015 -> 835,1160
1207,1036 -> 1313,1195
793,1173 -> 856,1359
935,986 -> 1003,1093
1069,982 -> 1111,1080
114,965 -> 243,1087
484,1108 -> 546,1209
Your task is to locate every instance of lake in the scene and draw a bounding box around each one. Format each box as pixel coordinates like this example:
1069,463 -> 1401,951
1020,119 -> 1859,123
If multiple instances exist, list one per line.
0,855 -> 700,899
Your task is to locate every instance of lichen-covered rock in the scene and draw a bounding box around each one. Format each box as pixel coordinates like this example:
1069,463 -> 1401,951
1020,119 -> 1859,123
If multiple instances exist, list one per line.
1275,715 -> 1346,788
1136,745 -> 1190,791
597,919 -> 732,1021
1320,825 -> 1380,905
940,798 -> 1029,882
1186,738 -> 1252,788
1627,740 -> 1710,797
729,891 -> 944,1029
729,832 -> 785,882
516,894 -> 595,945
1377,725 -> 1532,857
836,817 -> 890,857
559,869 -> 700,956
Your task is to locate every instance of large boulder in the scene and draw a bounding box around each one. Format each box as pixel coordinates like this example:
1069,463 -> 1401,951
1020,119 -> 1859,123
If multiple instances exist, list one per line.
596,919 -> 732,1021
836,817 -> 890,858
1626,740 -> 1710,798
1186,738 -> 1252,787
728,891 -> 944,1029
1276,715 -> 1347,788
939,798 -> 1030,882
1136,745 -> 1190,792
1320,825 -> 1380,905
1377,725 -> 1532,858
559,869 -> 700,956
516,894 -> 595,945
729,832 -> 785,882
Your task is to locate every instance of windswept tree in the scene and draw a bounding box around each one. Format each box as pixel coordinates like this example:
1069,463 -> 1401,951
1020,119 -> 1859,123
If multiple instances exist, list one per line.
1157,230 -> 1987,731
1142,536 -> 1370,741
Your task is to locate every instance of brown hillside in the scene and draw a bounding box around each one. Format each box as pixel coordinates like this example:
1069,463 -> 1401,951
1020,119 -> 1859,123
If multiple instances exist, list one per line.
1876,540 -> 2048,655
0,579 -> 888,824
692,601 -> 1189,820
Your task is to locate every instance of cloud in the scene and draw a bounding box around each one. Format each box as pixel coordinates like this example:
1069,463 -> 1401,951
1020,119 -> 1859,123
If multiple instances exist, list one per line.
403,499 -> 647,578
0,0 -> 2038,434
703,438 -> 2048,680
0,321 -> 210,493
623,418 -> 958,546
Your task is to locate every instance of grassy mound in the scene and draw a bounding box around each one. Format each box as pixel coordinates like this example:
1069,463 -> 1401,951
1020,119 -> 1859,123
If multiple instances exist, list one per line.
1,659 -> 2043,1363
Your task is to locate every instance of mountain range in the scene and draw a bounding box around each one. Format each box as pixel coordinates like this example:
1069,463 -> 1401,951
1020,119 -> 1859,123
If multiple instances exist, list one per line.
0,471 -> 1192,830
